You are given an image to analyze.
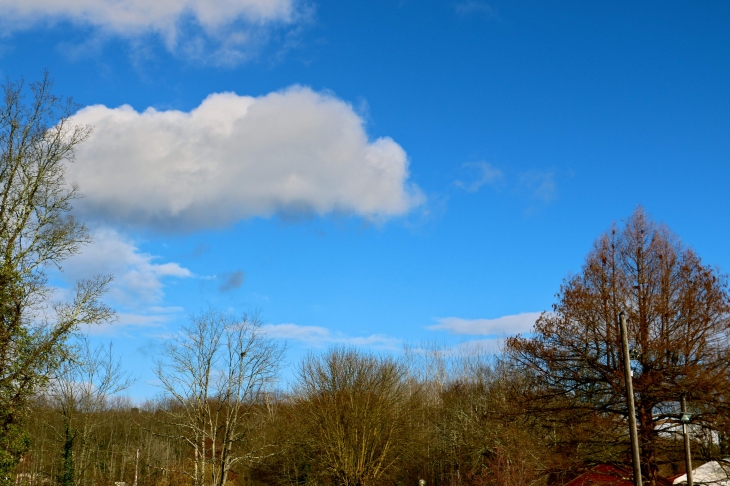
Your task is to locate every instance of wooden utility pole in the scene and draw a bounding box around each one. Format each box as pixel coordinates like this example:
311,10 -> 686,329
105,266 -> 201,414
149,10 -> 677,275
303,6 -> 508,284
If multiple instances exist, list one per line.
133,449 -> 139,486
681,395 -> 693,486
620,312 -> 643,486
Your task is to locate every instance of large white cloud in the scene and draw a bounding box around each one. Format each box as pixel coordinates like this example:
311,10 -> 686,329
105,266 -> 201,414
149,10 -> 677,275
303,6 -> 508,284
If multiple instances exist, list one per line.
69,87 -> 423,231
0,0 -> 302,62
0,0 -> 296,35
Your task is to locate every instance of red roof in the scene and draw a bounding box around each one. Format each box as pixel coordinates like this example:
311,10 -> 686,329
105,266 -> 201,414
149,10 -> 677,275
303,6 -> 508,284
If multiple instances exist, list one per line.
564,464 -> 673,486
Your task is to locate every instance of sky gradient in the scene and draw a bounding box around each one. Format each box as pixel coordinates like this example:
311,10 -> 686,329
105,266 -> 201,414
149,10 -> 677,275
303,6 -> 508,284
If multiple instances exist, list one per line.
1,0 -> 729,397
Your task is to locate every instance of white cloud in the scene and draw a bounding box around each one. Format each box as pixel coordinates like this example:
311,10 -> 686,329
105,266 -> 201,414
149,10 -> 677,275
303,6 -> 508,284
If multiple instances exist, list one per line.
263,323 -> 401,349
58,228 -> 192,306
519,170 -> 557,203
0,0 -> 302,62
81,311 -> 174,336
69,87 -> 423,231
80,308 -> 184,336
454,1 -> 496,17
454,162 -> 502,193
428,312 -> 541,336
117,309 -> 182,326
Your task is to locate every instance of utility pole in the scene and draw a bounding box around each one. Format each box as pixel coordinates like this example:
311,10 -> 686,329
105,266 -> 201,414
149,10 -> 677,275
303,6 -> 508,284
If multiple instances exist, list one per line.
620,312 -> 643,486
681,395 -> 693,486
133,449 -> 139,486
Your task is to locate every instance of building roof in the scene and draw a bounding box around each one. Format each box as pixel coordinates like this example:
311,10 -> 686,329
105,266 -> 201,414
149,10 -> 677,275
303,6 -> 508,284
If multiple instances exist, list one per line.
673,460 -> 730,486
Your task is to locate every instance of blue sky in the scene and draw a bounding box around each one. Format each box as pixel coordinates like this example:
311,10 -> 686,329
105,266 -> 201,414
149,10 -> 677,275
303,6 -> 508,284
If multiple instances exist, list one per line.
2,1 -> 729,397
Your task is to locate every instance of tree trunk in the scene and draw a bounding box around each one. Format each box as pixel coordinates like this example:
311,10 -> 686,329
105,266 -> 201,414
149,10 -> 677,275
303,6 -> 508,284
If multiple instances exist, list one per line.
59,418 -> 75,486
638,402 -> 658,486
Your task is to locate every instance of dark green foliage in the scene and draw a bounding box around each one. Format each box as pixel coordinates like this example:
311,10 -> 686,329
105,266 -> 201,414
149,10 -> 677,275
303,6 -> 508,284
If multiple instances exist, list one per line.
57,418 -> 75,486
0,419 -> 30,486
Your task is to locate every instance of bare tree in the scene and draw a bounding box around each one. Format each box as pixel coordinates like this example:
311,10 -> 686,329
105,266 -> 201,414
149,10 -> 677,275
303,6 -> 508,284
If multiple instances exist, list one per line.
0,74 -> 113,484
506,207 -> 730,485
47,337 -> 134,486
154,309 -> 283,486
295,347 -> 420,486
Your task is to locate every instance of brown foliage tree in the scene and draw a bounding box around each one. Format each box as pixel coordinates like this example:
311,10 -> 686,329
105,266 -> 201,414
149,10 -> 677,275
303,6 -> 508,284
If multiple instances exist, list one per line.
48,338 -> 133,486
506,208 -> 730,485
295,347 -> 419,486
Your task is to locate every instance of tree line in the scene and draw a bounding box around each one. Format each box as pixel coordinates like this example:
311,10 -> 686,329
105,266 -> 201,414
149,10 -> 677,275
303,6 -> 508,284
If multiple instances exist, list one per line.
2,76 -> 729,486
14,323 -> 730,486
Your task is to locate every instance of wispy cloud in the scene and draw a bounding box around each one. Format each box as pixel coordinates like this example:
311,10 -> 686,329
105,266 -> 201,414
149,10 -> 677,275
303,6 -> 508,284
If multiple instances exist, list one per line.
454,1 -> 497,18
518,170 -> 557,203
451,163 -> 559,209
57,227 -> 192,307
263,323 -> 401,350
454,162 -> 503,193
0,0 -> 309,64
70,87 -> 423,231
80,307 -> 184,336
428,312 -> 541,337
